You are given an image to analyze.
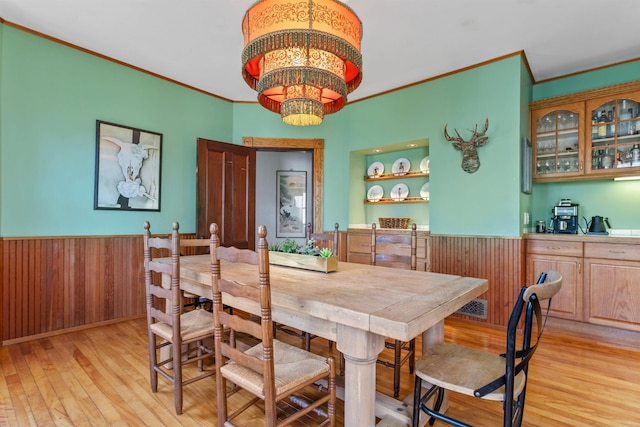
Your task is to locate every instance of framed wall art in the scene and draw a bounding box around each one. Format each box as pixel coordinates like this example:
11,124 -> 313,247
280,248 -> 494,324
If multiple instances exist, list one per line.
276,170 -> 307,237
94,120 -> 162,211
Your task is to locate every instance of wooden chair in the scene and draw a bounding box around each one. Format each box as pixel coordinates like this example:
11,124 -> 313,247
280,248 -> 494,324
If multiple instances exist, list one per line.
274,222 -> 340,351
210,223 -> 336,427
179,236 -> 213,311
308,222 -> 340,256
412,271 -> 563,427
371,222 -> 417,398
142,221 -> 215,415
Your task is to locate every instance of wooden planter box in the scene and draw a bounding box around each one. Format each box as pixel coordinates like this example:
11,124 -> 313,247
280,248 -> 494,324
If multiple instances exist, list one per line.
268,251 -> 338,273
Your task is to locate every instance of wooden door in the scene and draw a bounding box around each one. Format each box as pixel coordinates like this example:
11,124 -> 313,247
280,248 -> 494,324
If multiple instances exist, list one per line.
196,138 -> 255,249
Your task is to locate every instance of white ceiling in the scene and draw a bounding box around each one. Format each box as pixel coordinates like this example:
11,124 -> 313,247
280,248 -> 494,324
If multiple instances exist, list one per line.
1,0 -> 639,103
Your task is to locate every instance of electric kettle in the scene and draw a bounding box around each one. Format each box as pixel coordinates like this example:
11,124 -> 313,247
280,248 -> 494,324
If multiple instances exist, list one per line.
587,216 -> 609,234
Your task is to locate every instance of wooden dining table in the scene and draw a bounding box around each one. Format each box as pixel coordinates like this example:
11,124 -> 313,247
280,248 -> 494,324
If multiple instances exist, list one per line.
171,254 -> 487,427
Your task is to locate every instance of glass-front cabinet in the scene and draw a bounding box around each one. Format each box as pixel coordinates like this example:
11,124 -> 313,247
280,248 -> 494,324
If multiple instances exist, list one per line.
586,91 -> 640,175
530,81 -> 640,182
532,102 -> 584,180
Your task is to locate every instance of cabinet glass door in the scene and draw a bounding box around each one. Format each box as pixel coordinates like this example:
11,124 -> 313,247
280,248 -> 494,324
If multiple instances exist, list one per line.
587,92 -> 640,174
533,106 -> 582,179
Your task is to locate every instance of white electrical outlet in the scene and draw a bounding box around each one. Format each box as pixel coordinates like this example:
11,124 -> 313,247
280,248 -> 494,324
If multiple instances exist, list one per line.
524,212 -> 530,225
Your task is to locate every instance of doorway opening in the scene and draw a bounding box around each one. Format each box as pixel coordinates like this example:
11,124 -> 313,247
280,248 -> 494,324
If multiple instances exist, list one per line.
242,137 -> 324,234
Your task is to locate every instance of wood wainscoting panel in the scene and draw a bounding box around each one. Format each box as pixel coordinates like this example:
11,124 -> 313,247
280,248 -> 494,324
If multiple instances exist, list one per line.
0,234 -> 183,344
429,235 -> 525,327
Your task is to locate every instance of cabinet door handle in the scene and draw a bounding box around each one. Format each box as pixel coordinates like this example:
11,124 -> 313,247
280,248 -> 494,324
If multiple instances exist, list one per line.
608,250 -> 626,254
578,262 -> 581,274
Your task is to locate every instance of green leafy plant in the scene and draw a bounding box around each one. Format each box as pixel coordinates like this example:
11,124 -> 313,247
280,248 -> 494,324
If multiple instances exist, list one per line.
268,243 -> 281,252
270,238 -> 334,258
299,239 -> 320,256
318,248 -> 333,258
279,238 -> 300,254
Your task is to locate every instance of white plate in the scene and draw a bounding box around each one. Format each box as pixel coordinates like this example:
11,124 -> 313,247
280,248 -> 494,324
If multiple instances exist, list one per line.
367,161 -> 384,177
392,158 -> 410,175
390,183 -> 409,201
367,185 -> 384,202
420,156 -> 430,173
420,182 -> 430,200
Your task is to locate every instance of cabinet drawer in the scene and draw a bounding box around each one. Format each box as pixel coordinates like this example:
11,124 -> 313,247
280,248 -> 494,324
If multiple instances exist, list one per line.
347,234 -> 371,254
527,240 -> 583,257
584,242 -> 640,261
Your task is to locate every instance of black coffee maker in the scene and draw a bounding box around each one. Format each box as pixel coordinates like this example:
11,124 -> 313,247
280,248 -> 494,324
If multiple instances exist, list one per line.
551,199 -> 579,234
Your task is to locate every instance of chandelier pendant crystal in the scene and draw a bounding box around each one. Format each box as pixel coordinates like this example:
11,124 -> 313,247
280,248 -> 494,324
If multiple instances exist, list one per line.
242,0 -> 363,126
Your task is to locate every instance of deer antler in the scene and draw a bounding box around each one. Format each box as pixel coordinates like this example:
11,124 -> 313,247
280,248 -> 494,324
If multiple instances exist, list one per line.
443,124 -> 464,143
469,117 -> 489,146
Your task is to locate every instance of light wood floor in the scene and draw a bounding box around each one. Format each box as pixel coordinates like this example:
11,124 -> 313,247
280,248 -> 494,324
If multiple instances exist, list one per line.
1,316 -> 639,426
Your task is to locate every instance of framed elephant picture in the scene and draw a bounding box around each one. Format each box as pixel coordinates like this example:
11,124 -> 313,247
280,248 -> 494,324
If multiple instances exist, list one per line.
94,120 -> 163,211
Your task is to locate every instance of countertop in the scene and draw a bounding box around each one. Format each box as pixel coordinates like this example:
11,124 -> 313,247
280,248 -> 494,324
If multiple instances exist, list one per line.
347,227 -> 430,235
346,227 -> 640,243
524,231 -> 640,244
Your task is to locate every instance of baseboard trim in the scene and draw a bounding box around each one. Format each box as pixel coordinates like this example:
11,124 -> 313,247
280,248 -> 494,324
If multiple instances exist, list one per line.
1,314 -> 145,347
545,317 -> 640,351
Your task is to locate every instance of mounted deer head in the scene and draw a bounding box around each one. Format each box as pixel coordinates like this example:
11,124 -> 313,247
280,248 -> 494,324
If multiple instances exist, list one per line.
444,118 -> 489,173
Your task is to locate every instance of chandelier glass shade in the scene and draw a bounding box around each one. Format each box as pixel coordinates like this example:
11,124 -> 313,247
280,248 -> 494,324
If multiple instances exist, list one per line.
242,0 -> 363,126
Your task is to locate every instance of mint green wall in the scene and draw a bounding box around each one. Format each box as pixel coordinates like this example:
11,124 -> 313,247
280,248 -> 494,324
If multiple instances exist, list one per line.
9,21 -> 636,239
0,25 -> 233,237
532,59 -> 640,101
532,180 -> 640,230
233,55 -> 526,236
340,56 -> 524,237
519,57 -> 534,232
530,59 -> 640,230
0,23 -> 4,232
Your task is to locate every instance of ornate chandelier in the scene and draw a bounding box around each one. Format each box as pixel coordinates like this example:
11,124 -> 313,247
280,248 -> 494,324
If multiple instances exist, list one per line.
242,0 -> 363,126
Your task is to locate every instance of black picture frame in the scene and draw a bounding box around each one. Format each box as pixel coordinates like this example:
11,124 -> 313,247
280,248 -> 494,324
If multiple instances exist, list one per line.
94,120 -> 162,211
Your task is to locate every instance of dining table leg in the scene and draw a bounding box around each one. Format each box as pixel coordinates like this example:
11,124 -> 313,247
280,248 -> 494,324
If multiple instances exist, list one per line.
421,320 -> 448,413
337,324 -> 386,427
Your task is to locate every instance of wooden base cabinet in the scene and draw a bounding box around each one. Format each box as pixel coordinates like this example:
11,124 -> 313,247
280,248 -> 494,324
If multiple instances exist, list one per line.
527,237 -> 640,332
526,237 -> 583,321
584,243 -> 640,332
527,254 -> 582,321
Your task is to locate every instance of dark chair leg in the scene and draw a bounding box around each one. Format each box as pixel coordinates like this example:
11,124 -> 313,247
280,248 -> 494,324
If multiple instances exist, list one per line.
431,388 -> 445,426
394,339 -> 402,398
511,386 -> 527,427
412,375 -> 422,427
409,339 -> 416,373
304,332 -> 311,351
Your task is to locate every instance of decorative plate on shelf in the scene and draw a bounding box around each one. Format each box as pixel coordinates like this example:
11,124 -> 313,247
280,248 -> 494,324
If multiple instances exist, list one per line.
392,158 -> 410,175
420,182 -> 430,200
367,161 -> 384,177
367,185 -> 384,202
420,156 -> 430,174
390,183 -> 409,201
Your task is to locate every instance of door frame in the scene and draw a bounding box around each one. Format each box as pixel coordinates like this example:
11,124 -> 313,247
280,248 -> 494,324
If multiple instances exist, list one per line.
242,137 -> 324,233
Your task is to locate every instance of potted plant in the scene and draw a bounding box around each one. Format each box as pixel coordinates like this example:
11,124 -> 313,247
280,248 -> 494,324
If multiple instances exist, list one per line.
268,238 -> 338,273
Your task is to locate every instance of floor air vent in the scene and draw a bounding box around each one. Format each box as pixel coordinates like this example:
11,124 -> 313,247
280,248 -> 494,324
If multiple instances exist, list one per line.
456,298 -> 488,320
